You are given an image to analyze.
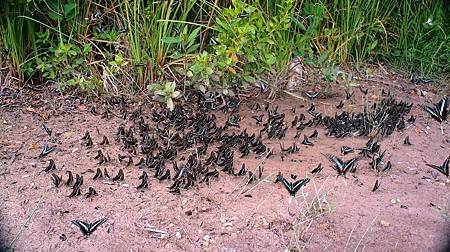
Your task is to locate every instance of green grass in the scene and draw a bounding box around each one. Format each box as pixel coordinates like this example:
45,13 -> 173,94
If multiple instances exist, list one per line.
0,0 -> 35,76
385,0 -> 449,79
0,0 -> 448,95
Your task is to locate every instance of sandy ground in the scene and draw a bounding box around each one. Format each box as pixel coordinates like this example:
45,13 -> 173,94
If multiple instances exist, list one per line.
0,76 -> 449,252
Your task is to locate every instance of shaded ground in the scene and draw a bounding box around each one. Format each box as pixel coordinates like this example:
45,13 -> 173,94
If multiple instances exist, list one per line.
0,75 -> 449,252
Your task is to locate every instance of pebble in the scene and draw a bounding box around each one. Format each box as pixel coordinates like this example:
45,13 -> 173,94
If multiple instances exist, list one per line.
380,220 -> 390,227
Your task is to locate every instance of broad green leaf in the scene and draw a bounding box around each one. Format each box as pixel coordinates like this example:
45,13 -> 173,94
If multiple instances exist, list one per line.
187,27 -> 201,45
161,37 -> 181,44
64,3 -> 77,19
243,75 -> 256,83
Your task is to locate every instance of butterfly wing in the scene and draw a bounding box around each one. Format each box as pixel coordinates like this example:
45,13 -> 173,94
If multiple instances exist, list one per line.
426,163 -> 445,175
279,176 -> 293,196
422,105 -> 440,122
444,157 -> 450,176
87,218 -> 107,235
291,178 -> 310,196
72,220 -> 91,235
331,156 -> 345,173
343,157 -> 359,174
372,180 -> 380,192
437,96 -> 449,121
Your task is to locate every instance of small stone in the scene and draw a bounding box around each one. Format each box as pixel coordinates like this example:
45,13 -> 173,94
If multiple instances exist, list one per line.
182,199 -> 188,205
431,171 -> 438,179
390,199 -> 397,204
159,233 -> 169,239
380,220 -> 390,227
175,231 -> 182,239
203,234 -> 211,241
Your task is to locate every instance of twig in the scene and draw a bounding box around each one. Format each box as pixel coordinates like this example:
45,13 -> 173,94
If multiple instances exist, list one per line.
8,188 -> 50,249
145,227 -> 169,235
344,222 -> 357,252
353,214 -> 378,252
237,172 -> 273,198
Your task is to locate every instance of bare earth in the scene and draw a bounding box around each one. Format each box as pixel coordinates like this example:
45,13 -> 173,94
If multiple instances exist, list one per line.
0,76 -> 449,252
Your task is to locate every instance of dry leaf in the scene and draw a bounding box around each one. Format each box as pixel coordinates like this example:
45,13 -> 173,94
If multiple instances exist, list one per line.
415,127 -> 422,135
370,94 -> 379,101
26,106 -> 36,113
28,143 -> 38,150
63,130 -> 76,138
39,112 -> 48,120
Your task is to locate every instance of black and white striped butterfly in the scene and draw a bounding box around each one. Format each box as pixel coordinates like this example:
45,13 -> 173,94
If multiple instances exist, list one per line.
38,145 -> 56,158
324,154 -> 360,175
426,156 -> 449,177
304,91 -> 320,100
71,218 -> 107,236
421,96 -> 448,123
275,173 -> 310,197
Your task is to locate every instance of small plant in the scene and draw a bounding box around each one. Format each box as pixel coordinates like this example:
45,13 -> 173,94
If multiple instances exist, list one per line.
212,0 -> 296,85
148,81 -> 181,110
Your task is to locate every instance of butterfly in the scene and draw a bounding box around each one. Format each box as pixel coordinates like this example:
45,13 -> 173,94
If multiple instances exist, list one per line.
81,131 -> 93,147
44,159 -> 56,172
99,135 -> 109,145
71,218 -> 107,236
237,164 -> 247,176
309,129 -> 318,138
359,86 -> 368,95
291,115 -> 299,128
302,135 -> 313,146
426,156 -> 449,177
403,136 -> 412,145
276,173 -> 310,197
66,171 -> 73,186
209,37 -> 219,46
311,163 -> 323,174
340,146 -> 354,155
370,150 -> 386,171
372,180 -> 380,192
259,81 -> 268,94
421,96 -> 448,123
51,173 -> 62,187
249,103 -> 261,112
324,154 -> 360,175
101,168 -> 109,179
93,168 -> 103,180
383,161 -> 392,172
85,187 -> 98,198
304,91 -> 320,100
42,124 -> 52,137
157,170 -> 171,181
68,184 -> 81,197
38,145 -> 56,158
407,115 -> 416,123
345,90 -> 354,100
137,171 -> 148,189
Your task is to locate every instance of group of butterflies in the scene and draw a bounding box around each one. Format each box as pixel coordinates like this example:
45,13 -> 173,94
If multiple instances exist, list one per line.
37,86 -> 448,235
